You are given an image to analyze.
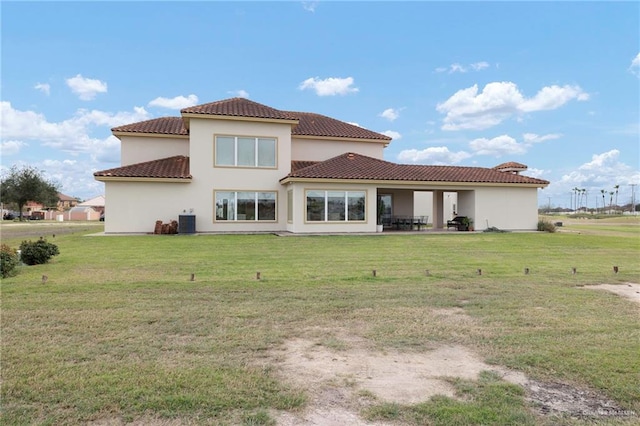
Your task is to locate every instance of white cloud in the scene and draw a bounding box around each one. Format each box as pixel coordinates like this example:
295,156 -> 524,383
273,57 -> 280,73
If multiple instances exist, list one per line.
228,89 -> 249,99
38,157 -> 107,200
469,133 -> 561,157
522,133 -> 562,143
302,1 -> 319,12
0,140 -> 27,156
629,52 -> 640,77
0,153 -> 110,201
469,135 -> 526,156
347,122 -> 360,127
148,94 -> 198,109
578,149 -> 623,172
299,76 -> 359,96
91,135 -> 122,164
34,83 -> 50,95
520,85 -> 589,112
73,107 -> 151,128
449,63 -> 466,73
0,102 -> 148,200
379,108 -> 400,121
397,147 -> 472,165
66,74 -> 108,100
470,61 -> 489,71
437,82 -> 589,130
549,149 -> 640,207
435,61 -> 490,74
526,168 -> 547,179
382,130 -> 401,140
0,101 -> 150,154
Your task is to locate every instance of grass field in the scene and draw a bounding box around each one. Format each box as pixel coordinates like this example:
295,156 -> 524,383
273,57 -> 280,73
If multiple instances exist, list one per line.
1,217 -> 639,425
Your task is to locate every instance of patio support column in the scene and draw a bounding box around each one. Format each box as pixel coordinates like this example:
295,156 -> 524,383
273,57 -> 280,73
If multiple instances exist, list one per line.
433,190 -> 445,229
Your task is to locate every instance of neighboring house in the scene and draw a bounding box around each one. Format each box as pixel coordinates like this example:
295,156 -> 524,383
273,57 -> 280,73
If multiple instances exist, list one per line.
94,98 -> 549,234
78,195 -> 106,215
57,192 -> 80,210
24,193 -> 79,213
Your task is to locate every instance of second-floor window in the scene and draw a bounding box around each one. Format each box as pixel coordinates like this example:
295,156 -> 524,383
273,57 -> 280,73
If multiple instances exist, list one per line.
215,136 -> 276,168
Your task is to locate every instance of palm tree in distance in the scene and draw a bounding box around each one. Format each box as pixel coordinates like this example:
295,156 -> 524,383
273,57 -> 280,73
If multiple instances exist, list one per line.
609,191 -> 615,213
614,185 -> 619,212
573,187 -> 580,211
581,189 -> 587,212
601,189 -> 606,214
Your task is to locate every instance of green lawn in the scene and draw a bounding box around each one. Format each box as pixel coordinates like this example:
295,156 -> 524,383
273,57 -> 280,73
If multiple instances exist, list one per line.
1,219 -> 639,425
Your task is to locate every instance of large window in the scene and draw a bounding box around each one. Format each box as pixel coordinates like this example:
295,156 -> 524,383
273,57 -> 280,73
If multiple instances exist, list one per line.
216,191 -> 276,221
306,190 -> 366,222
215,136 -> 276,168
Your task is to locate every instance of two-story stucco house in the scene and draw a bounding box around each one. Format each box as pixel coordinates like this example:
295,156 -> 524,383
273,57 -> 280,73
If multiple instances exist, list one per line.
94,98 -> 549,234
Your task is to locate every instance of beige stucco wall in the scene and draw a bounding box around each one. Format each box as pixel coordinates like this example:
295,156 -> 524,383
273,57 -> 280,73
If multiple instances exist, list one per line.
292,137 -> 385,161
414,191 -> 457,224
120,135 -> 189,166
103,181 -> 192,233
184,117 -> 293,232
470,187 -> 539,230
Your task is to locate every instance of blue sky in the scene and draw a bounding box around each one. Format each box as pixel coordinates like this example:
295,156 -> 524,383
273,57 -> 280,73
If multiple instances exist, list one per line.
2,1 -> 639,208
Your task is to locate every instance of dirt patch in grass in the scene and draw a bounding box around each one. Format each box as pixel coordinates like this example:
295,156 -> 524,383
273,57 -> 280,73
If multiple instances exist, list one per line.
583,283 -> 640,305
525,380 -> 635,419
269,324 -> 634,425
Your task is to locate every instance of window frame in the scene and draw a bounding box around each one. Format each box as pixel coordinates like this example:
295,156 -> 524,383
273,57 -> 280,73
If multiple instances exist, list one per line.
214,135 -> 277,168
215,190 -> 278,222
305,190 -> 366,223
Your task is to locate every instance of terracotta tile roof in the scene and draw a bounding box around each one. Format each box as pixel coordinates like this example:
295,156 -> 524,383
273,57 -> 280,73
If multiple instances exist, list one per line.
111,98 -> 390,141
57,192 -> 78,201
494,161 -> 528,171
288,111 -> 392,141
282,153 -> 549,185
94,156 -> 191,180
112,117 -> 188,135
181,97 -> 299,121
291,160 -> 318,172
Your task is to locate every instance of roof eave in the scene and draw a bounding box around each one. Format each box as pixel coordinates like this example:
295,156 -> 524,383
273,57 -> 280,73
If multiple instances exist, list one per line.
293,135 -> 391,144
112,131 -> 189,139
94,176 -> 192,183
280,176 -> 549,188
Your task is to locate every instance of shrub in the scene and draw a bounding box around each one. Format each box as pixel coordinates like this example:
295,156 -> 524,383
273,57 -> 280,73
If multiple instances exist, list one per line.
0,244 -> 20,278
537,219 -> 556,233
19,238 -> 60,265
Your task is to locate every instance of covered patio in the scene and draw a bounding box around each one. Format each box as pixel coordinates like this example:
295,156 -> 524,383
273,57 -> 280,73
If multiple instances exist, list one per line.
378,187 -> 469,232
282,153 -> 548,234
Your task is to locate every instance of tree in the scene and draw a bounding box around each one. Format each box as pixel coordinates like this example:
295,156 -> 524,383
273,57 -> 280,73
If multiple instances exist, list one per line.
601,189 -> 606,214
0,165 -> 59,221
614,184 -> 619,211
609,191 -> 615,213
572,186 -> 580,211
